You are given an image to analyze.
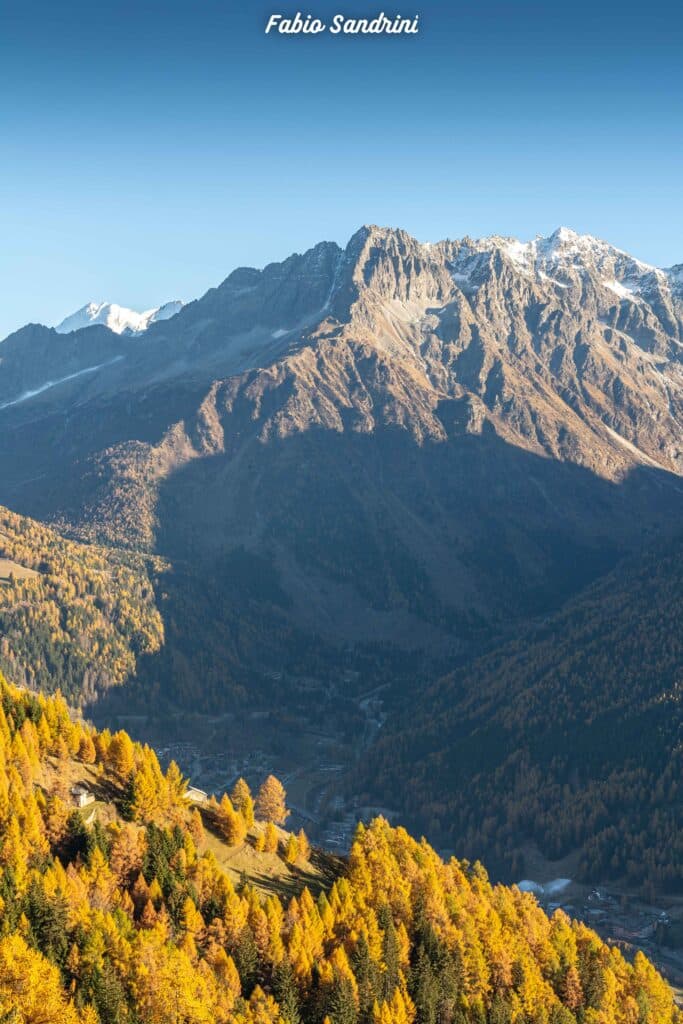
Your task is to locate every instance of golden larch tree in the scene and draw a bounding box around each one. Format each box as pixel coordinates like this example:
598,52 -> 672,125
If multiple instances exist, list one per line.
255,775 -> 289,825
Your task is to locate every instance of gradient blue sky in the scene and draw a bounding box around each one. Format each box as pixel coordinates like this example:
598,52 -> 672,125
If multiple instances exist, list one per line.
1,0 -> 682,338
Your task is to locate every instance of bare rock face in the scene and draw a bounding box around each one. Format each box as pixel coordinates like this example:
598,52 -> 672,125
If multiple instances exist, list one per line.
1,224 -> 682,668
146,222 -> 681,481
315,224 -> 683,477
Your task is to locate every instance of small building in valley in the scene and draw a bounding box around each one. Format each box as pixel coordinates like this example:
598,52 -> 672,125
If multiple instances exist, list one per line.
71,784 -> 95,809
184,785 -> 208,804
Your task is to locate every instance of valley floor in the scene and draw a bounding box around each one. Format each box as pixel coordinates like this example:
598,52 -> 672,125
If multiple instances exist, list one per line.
93,694 -> 683,1005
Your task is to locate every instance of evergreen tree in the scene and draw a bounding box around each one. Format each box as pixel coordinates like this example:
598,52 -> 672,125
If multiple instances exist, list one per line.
378,906 -> 399,1000
489,993 -> 513,1024
60,810 -> 89,864
23,878 -> 68,968
86,820 -> 111,863
328,973 -> 358,1024
272,958 -> 302,1024
120,772 -> 137,823
351,935 -> 380,1023
88,961 -> 128,1024
410,946 -> 438,1024
234,926 -> 259,996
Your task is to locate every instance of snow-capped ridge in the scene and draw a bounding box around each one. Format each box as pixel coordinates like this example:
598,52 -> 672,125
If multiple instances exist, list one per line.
550,225 -> 580,243
55,300 -> 183,336
436,225 -> 673,305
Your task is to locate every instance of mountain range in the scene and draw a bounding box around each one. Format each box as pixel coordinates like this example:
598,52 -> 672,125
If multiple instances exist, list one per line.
1,223 -> 682,887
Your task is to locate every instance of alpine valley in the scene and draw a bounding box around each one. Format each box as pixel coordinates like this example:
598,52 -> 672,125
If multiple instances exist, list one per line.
1,225 -> 683,983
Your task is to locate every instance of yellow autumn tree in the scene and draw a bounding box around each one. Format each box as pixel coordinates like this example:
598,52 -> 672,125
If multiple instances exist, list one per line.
219,794 -> 247,846
77,733 -> 96,764
232,777 -> 256,827
0,932 -> 83,1024
263,821 -> 279,853
285,834 -> 299,864
256,775 -> 289,825
108,730 -> 135,779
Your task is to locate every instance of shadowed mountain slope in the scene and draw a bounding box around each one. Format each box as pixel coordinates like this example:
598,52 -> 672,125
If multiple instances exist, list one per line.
358,531 -> 683,891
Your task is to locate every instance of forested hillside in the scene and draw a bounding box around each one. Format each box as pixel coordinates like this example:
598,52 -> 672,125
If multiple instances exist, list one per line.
0,676 -> 679,1024
0,507 -> 164,703
359,536 -> 683,893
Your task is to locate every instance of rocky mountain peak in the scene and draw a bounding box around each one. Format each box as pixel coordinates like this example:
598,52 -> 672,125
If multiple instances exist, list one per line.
2,223 -> 683,484
549,224 -> 580,243
331,225 -> 455,322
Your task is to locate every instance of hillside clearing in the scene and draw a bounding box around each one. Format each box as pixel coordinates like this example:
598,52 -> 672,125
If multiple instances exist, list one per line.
0,558 -> 39,584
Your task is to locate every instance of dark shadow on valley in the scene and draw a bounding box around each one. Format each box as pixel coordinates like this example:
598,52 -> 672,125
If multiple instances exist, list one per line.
89,421 -> 683,722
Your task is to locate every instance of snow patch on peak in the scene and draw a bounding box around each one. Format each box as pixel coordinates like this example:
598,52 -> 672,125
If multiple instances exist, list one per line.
550,226 -> 580,243
55,300 -> 183,336
468,228 -> 668,294
151,301 -> 184,324
538,270 -> 569,289
539,228 -> 609,261
501,238 -> 538,270
540,229 -> 661,277
602,278 -> 643,302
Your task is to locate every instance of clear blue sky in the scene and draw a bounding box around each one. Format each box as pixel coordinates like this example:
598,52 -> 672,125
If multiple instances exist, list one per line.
1,0 -> 682,338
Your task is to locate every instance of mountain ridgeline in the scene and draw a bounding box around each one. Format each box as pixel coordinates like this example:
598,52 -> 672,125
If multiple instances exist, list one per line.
3,227 -> 683,596
0,224 -> 682,890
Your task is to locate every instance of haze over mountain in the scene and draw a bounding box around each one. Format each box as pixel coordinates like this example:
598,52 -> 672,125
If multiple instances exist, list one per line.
1,224 -> 682,887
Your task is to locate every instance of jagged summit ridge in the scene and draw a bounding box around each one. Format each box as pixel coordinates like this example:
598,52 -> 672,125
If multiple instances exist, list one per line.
296,224 -> 682,334
2,221 -> 683,496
